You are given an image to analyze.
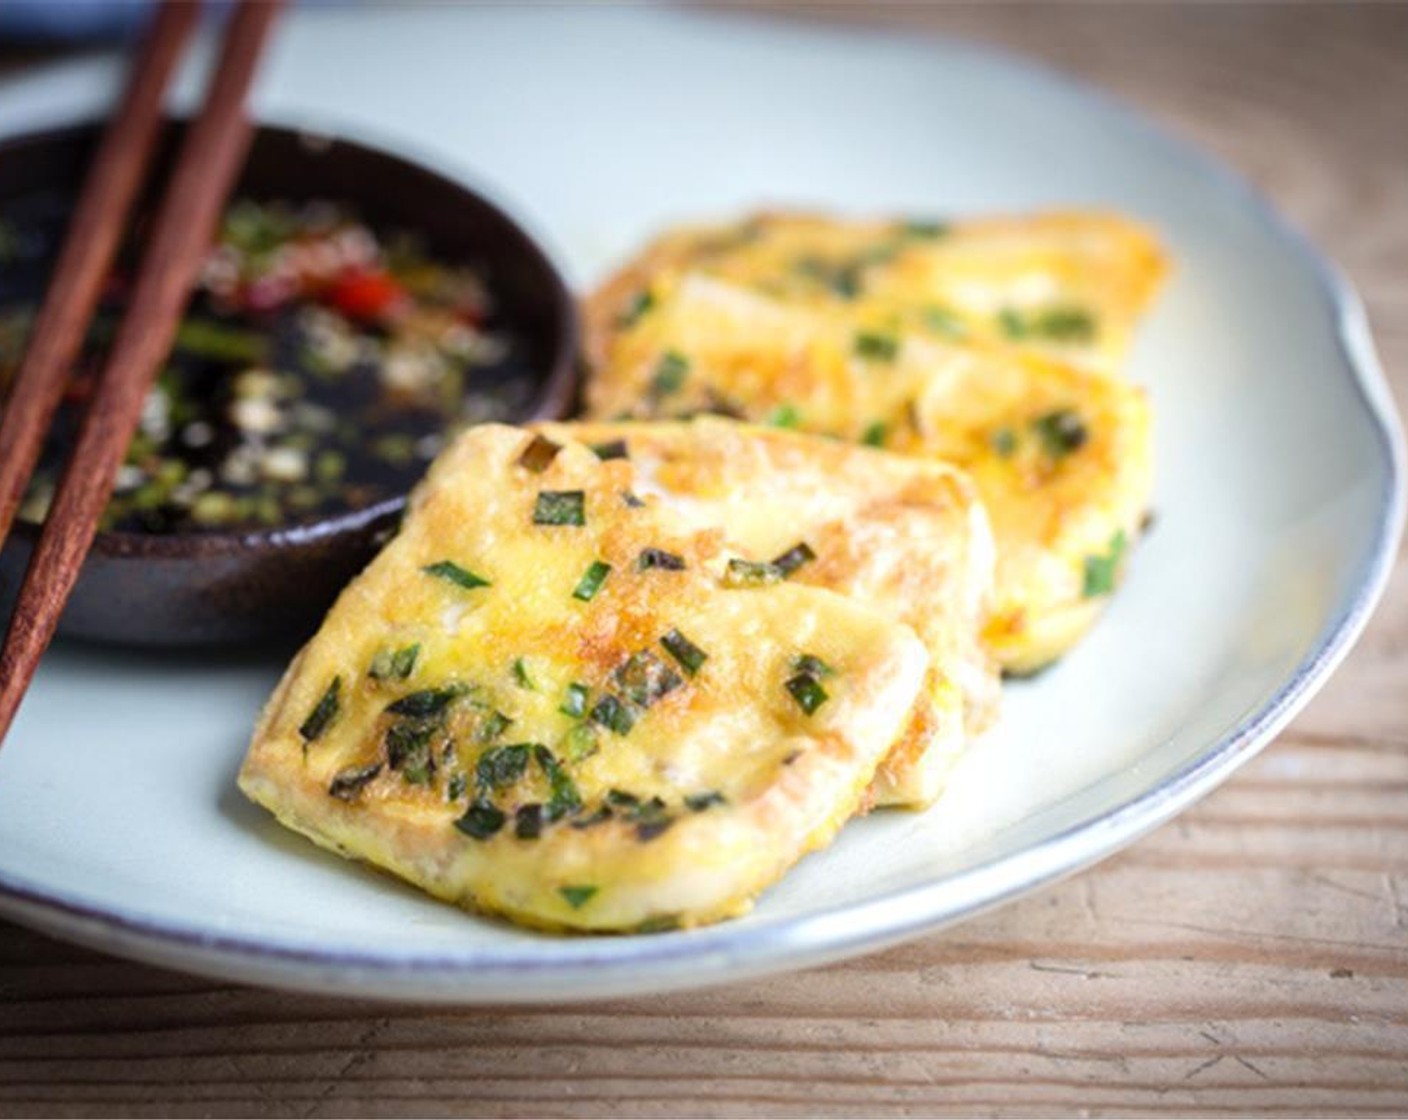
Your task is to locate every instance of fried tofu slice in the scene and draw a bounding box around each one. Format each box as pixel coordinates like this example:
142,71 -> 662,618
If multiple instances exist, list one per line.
239,424 -> 929,932
538,417 -> 998,808
585,210 -> 1166,374
582,275 -> 1152,674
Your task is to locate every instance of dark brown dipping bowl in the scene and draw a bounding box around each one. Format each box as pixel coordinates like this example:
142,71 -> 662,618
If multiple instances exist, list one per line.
0,121 -> 578,647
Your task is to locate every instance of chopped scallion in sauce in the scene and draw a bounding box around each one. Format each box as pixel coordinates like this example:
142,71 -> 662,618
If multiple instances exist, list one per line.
854,330 -> 900,362
651,350 -> 690,397
786,668 -> 829,716
660,629 -> 707,676
637,547 -> 686,571
559,884 -> 598,909
1032,409 -> 1088,458
591,439 -> 629,461
369,643 -> 420,682
454,800 -> 506,840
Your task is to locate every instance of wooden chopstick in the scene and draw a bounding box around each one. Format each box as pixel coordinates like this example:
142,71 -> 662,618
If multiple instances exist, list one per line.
0,0 -> 283,744
0,1 -> 198,550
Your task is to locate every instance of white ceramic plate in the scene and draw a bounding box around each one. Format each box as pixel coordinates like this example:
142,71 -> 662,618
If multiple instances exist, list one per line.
0,6 -> 1400,1003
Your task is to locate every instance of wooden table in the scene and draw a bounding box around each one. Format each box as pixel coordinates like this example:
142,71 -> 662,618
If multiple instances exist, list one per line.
3,4 -> 1405,1115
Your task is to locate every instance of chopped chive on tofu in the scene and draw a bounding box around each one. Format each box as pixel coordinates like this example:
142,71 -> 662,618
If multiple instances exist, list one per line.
1039,307 -> 1096,341
560,682 -> 590,718
998,305 -> 1097,342
617,289 -> 654,327
328,762 -> 381,802
454,800 -> 506,840
861,421 -> 887,448
369,643 -> 420,682
901,218 -> 949,239
768,402 -> 802,429
476,710 -> 513,743
298,677 -> 341,741
591,439 -> 629,461
636,817 -> 675,843
512,657 -> 535,691
614,651 -> 683,709
1032,408 -> 1088,458
723,558 -> 782,588
536,745 -> 584,820
651,350 -> 690,396
559,884 -> 598,909
684,790 -> 727,812
589,694 -> 637,736
423,560 -> 490,590
385,721 -> 434,772
477,743 -> 533,789
772,541 -> 816,577
385,684 -> 467,718
606,788 -> 640,809
785,671 -> 829,716
515,804 -> 545,840
447,773 -> 468,801
660,628 -> 707,676
637,547 -> 687,571
792,653 -> 835,679
1082,529 -> 1128,598
533,489 -> 586,527
562,723 -> 599,762
569,805 -> 613,830
517,433 -> 562,473
572,559 -> 612,601
990,427 -> 1018,457
854,330 -> 900,362
922,305 -> 967,339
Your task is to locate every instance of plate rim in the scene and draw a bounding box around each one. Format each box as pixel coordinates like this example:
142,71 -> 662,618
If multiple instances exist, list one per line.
0,22 -> 1402,1001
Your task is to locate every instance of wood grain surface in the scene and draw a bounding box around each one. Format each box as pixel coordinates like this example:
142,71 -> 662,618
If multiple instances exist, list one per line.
2,4 -> 1406,1116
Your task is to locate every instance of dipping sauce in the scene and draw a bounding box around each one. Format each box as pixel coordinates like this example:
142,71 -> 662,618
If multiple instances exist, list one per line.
0,196 -> 535,533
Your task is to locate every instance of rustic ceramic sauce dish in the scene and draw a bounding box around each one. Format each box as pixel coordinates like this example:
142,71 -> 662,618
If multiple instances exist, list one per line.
0,121 -> 578,646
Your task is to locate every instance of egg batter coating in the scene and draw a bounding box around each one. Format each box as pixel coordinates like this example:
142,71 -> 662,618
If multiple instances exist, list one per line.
538,417 -> 998,808
240,424 -> 929,931
582,270 -> 1152,674
585,210 -> 1166,375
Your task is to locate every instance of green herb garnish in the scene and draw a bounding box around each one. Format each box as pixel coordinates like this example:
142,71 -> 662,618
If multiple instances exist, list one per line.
515,804 -> 545,840
998,305 -> 1096,342
535,745 -> 583,820
651,350 -> 690,397
559,884 -> 598,909
990,427 -> 1018,457
385,684 -> 466,718
723,558 -> 782,588
1082,530 -> 1128,598
369,643 -> 420,682
794,255 -> 863,299
590,694 -> 637,736
792,653 -> 834,679
477,743 -> 533,789
385,721 -> 435,773
423,560 -> 491,590
637,548 -> 686,571
562,723 -> 599,762
518,433 -> 562,473
299,677 -> 342,741
660,629 -> 707,676
772,542 -> 815,577
768,403 -> 802,429
785,671 -> 829,716
447,773 -> 467,801
476,710 -> 513,743
533,490 -> 586,527
922,305 -> 967,339
1032,409 -> 1088,458
560,682 -> 589,718
901,219 -> 949,239
572,560 -> 612,602
454,800 -> 506,840
685,790 -> 727,812
618,289 -> 654,327
854,330 -> 900,363
614,651 -> 683,709
861,421 -> 887,448
512,657 -> 535,691
591,439 -> 629,461
328,762 -> 381,801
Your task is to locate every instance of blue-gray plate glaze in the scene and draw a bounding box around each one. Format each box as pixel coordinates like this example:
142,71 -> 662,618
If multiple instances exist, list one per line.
0,6 -> 1400,1002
